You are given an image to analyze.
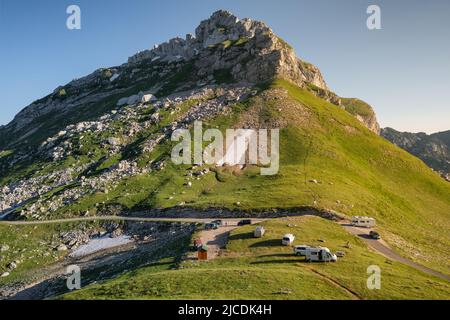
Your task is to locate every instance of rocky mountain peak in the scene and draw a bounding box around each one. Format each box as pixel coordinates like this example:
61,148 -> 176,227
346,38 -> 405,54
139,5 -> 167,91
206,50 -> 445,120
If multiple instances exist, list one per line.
194,10 -> 270,47
0,10 -> 381,152
127,10 -> 330,92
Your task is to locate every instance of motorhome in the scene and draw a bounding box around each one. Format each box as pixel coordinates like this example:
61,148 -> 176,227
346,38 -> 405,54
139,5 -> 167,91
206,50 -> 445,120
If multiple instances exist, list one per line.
351,216 -> 376,228
282,234 -> 295,246
305,247 -> 337,262
254,226 -> 265,238
293,245 -> 311,256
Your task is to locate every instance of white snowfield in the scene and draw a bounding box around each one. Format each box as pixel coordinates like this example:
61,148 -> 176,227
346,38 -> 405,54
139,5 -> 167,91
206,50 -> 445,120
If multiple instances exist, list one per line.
69,234 -> 133,258
215,129 -> 279,176
217,129 -> 257,166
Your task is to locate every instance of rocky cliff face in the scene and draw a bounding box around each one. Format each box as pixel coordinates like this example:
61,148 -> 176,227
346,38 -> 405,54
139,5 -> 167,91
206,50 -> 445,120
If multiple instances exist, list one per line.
381,128 -> 450,178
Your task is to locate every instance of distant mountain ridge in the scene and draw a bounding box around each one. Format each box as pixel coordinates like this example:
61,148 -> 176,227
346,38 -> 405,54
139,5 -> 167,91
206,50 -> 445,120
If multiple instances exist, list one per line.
381,128 -> 450,179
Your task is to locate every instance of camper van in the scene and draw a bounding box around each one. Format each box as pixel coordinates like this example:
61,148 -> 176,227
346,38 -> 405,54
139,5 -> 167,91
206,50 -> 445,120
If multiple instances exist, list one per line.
293,245 -> 311,256
351,216 -> 376,228
282,234 -> 295,246
254,226 -> 265,238
305,247 -> 337,262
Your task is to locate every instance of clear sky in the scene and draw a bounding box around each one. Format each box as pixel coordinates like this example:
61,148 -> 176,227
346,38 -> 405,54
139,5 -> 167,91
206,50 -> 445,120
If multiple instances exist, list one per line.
0,0 -> 449,133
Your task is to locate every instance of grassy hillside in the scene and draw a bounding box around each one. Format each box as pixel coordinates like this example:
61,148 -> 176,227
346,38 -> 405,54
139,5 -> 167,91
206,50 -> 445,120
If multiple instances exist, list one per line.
61,216 -> 450,300
46,79 -> 450,276
340,97 -> 375,118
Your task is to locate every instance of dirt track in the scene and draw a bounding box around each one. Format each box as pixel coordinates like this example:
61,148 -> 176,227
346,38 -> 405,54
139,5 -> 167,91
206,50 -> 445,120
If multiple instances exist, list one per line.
194,219 -> 264,259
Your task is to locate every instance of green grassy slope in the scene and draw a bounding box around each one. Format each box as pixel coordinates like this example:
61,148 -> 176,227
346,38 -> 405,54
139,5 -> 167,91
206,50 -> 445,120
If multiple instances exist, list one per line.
340,97 -> 375,118
61,216 -> 450,300
51,79 -> 450,275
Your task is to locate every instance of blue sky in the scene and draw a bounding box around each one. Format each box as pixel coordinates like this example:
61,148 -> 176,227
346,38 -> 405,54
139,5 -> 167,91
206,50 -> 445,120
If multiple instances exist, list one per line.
0,0 -> 449,133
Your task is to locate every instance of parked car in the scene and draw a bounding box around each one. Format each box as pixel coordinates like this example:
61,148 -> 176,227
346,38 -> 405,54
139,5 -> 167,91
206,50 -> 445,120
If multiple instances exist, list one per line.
369,230 -> 381,240
293,245 -> 311,256
211,220 -> 223,226
282,233 -> 295,246
237,219 -> 252,226
204,222 -> 219,230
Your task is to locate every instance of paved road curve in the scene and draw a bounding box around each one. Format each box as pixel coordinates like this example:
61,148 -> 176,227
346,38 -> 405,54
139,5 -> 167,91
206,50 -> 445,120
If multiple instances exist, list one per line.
0,216 -> 266,226
340,222 -> 450,282
1,215 -> 447,282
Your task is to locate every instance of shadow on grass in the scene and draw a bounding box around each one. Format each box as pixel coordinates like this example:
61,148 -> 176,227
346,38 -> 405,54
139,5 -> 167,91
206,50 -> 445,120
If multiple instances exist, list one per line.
257,253 -> 295,258
250,258 -> 306,265
227,232 -> 254,241
249,239 -> 282,248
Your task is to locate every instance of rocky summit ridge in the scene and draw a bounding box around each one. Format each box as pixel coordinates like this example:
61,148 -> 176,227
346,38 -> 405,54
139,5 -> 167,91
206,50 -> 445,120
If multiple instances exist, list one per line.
128,10 -> 330,91
0,10 -> 381,149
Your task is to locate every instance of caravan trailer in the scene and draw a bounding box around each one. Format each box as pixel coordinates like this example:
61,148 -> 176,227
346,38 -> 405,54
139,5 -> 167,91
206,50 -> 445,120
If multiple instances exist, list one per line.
351,216 -> 376,228
305,247 -> 337,262
254,226 -> 265,238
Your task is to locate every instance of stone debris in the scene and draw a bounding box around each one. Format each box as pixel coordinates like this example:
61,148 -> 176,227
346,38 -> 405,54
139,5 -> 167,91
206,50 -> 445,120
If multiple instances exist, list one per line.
0,83 -> 252,218
56,244 -> 68,252
7,261 -> 17,270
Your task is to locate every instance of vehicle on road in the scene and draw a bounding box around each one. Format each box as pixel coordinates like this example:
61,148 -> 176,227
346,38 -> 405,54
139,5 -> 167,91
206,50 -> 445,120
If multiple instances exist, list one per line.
351,216 -> 376,228
305,247 -> 337,262
204,222 -> 219,230
282,233 -> 295,246
211,220 -> 223,226
254,226 -> 265,238
293,245 -> 311,256
369,230 -> 381,240
237,219 -> 252,226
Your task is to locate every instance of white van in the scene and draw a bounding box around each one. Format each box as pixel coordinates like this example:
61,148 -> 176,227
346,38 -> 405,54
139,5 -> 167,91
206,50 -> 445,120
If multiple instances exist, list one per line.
254,226 -> 265,238
293,245 -> 311,256
351,216 -> 376,228
282,234 -> 295,246
305,247 -> 337,262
